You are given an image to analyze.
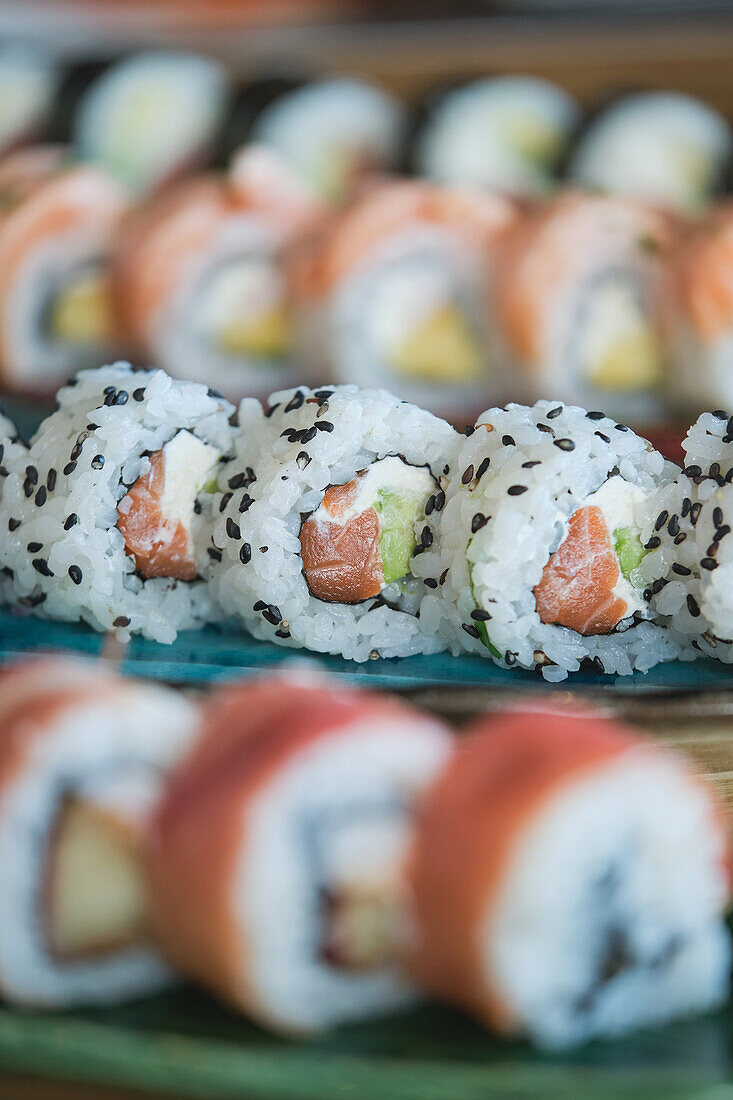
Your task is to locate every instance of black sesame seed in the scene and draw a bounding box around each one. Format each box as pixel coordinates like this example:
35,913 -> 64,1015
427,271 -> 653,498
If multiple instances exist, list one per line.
265,403 -> 280,418
650,578 -> 667,595
275,629 -> 291,639
674,533 -> 687,545
132,387 -> 145,402
717,524 -> 731,539
667,515 -> 680,537
595,432 -> 611,443
26,542 -> 42,553
32,558 -> 53,577
23,479 -> 33,498
439,568 -> 449,585
113,616 -> 130,627
501,434 -> 515,446
504,651 -> 516,666
587,411 -> 605,420
253,600 -> 267,611
701,557 -> 719,571
706,542 -> 719,557
103,385 -> 116,395
462,623 -> 481,639
522,460 -> 541,468
114,390 -> 128,405
461,465 -> 474,485
683,465 -> 702,478
546,406 -> 563,419
226,518 -> 241,540
228,472 -> 249,490
25,465 -> 38,485
425,495 -> 436,516
508,485 -> 528,496
314,388 -> 333,401
68,565 -> 83,585
239,494 -> 253,513
34,486 -> 46,506
207,388 -> 225,400
46,469 -> 57,492
219,492 -> 233,512
285,391 -> 305,412
687,594 -> 701,617
296,451 -> 311,469
239,543 -> 252,564
91,455 -> 105,470
63,513 -> 78,530
280,428 -> 298,441
615,424 -> 629,432
262,605 -> 282,625
654,510 -> 669,531
471,513 -> 488,533
672,563 -> 691,576
537,423 -> 553,434
553,438 -> 575,451
470,608 -> 491,621
713,410 -> 728,419
592,656 -> 605,674
193,500 -> 202,515
643,589 -> 652,602
476,457 -> 490,479
8,518 -> 20,531
681,498 -> 692,517
644,536 -> 661,549
259,546 -> 268,553
63,461 -> 77,476
103,392 -> 116,406
713,506 -> 724,528
421,526 -> 433,547
434,489 -> 446,511
690,503 -> 702,525
315,421 -> 334,433
710,462 -> 721,479
207,548 -> 222,562
462,425 -> 476,436
424,578 -> 438,589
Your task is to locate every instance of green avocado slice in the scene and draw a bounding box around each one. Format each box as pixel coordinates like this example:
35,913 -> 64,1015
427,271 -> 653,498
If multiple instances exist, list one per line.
613,525 -> 647,589
375,488 -> 425,586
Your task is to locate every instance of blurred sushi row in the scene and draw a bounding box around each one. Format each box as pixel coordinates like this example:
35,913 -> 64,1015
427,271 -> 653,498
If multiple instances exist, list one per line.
0,654 -> 729,1051
3,364 -> 733,681
5,45 -> 733,211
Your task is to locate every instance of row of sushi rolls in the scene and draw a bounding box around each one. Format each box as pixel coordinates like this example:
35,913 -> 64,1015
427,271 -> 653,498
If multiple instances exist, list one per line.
0,653 -> 728,1050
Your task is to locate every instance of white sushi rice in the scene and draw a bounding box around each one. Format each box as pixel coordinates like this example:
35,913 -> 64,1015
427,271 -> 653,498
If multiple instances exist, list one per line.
0,667 -> 198,1006
641,411 -> 733,661
203,384 -> 460,661
489,745 -> 730,1048
0,409 -> 28,604
0,363 -> 235,643
413,400 -> 682,679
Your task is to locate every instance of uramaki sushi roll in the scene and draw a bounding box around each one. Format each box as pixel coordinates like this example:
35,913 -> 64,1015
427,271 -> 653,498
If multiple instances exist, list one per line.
114,146 -> 322,402
293,180 -> 518,418
0,145 -> 129,396
495,191 -> 673,424
413,400 -> 682,679
0,656 -> 199,1006
148,676 -> 452,1034
203,384 -> 459,660
639,412 -> 733,662
663,203 -> 733,413
0,363 -> 234,643
408,708 -> 731,1049
0,410 -> 27,605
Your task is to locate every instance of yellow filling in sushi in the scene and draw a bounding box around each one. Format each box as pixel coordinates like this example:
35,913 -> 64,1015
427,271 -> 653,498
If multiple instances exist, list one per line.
49,271 -> 112,348
390,305 -> 482,382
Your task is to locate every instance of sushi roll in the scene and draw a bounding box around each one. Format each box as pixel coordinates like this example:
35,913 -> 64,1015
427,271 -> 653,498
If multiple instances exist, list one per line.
413,400 -> 682,680
413,76 -> 580,198
0,146 -> 129,396
0,656 -> 199,1006
250,77 -> 405,205
408,707 -> 731,1049
293,181 -> 518,418
567,92 -> 732,214
495,192 -> 672,424
73,51 -> 229,195
114,146 -> 323,402
0,47 -> 58,155
204,384 -> 459,661
0,409 -> 28,604
148,675 -> 452,1033
639,412 -> 733,663
0,363 -> 234,643
664,203 -> 733,413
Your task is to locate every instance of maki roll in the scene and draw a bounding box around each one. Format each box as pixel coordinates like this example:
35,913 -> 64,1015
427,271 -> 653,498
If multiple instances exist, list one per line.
664,203 -> 733,413
149,675 -> 452,1033
0,363 -> 234,643
567,92 -> 732,214
413,400 -> 682,680
413,76 -> 579,198
0,146 -> 129,396
0,47 -> 58,155
250,77 -> 405,205
408,707 -> 731,1049
293,181 -> 518,418
495,192 -> 672,424
73,51 -> 229,195
0,656 -> 199,1006
204,384 -> 459,661
114,146 -> 322,402
0,409 -> 27,604
639,412 -> 733,663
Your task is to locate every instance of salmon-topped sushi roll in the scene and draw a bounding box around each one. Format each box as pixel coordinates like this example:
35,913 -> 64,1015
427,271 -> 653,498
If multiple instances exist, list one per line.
203,384 -> 459,661
0,363 -> 235,642
114,146 -> 323,402
0,145 -> 129,396
0,656 -> 199,1006
413,400 -> 683,679
148,675 -> 452,1034
293,180 -> 518,419
664,203 -> 733,413
408,708 -> 731,1048
495,191 -> 673,424
637,411 -> 733,663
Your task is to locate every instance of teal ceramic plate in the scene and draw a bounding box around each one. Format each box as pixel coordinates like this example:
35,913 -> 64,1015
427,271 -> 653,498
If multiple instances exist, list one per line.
0,987 -> 731,1099
1,610 -> 731,691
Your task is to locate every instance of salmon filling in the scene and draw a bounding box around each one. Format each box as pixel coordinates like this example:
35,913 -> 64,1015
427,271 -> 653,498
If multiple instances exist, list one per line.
117,430 -> 220,582
534,480 -> 648,635
300,456 -> 435,604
